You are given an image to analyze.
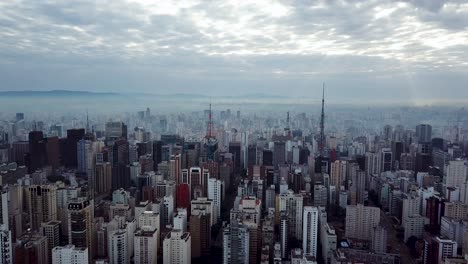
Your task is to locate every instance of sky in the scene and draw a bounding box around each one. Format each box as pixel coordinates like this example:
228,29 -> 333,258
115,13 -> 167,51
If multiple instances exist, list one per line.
0,0 -> 467,104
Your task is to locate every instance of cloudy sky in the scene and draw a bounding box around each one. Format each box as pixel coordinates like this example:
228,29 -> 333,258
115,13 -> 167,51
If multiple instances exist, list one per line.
0,0 -> 467,103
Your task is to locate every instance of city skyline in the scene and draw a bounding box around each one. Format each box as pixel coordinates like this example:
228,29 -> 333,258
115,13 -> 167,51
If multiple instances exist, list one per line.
1,0 -> 467,103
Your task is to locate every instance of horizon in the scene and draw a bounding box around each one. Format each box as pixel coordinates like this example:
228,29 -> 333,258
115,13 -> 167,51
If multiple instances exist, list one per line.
1,0 -> 467,103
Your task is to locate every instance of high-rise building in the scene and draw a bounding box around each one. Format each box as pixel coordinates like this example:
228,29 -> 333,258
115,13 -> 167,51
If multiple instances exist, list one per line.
27,185 -> 58,231
173,208 -> 188,232
190,207 -> 211,258
52,244 -> 89,264
108,229 -> 129,264
345,204 -> 380,241
223,220 -> 250,264
445,160 -> 467,188
404,214 -> 429,242
273,141 -> 286,167
68,199 -> 94,260
0,225 -> 12,264
105,121 -> 128,145
208,178 -> 222,222
152,140 -> 163,171
313,185 -> 327,207
41,220 -> 61,263
161,195 -> 174,228
65,128 -> 85,168
95,162 -> 112,196
330,160 -> 347,204
371,223 -> 387,254
14,232 -> 48,264
163,230 -> 191,264
27,131 -> 46,173
320,223 -> 337,264
402,194 -> 421,226
444,201 -> 468,220
191,197 -> 215,227
302,206 -> 319,257
134,227 -> 158,264
416,124 -> 432,143
279,190 -> 303,240
380,148 -> 392,172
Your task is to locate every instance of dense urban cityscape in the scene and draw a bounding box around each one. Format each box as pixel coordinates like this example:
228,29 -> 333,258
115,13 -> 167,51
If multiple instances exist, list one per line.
1,0 -> 468,263
0,90 -> 467,264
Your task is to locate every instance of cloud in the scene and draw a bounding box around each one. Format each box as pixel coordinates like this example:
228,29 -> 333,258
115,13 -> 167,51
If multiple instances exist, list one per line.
0,0 -> 467,102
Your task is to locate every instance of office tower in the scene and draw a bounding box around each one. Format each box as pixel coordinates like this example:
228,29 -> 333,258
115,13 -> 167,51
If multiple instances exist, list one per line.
262,149 -> 273,166
371,223 -> 387,253
163,230 -> 191,264
27,185 -> 58,231
273,141 -> 286,167
52,245 -> 89,264
14,232 -> 48,264
134,226 -> 158,264
162,195 -> 174,228
152,140 -> 163,171
65,128 -> 85,168
279,190 -> 303,240
416,124 -> 432,143
229,142 -> 241,169
380,148 -> 392,172
313,185 -> 327,207
10,141 -> 29,166
16,112 -> 24,121
174,208 -> 188,232
223,220 -> 250,264
41,220 -> 61,263
113,139 -> 129,166
105,121 -> 128,144
27,131 -> 46,173
108,229 -> 129,264
208,178 -> 222,222
345,204 -> 380,241
404,214 -> 429,242
45,136 -> 60,171
68,199 -> 94,260
95,162 -> 112,196
320,223 -> 337,264
302,206 -> 319,257
190,207 -> 211,258
445,160 -> 467,188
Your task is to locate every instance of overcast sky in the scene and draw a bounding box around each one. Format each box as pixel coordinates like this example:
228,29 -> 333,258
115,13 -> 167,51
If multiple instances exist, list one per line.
0,0 -> 467,103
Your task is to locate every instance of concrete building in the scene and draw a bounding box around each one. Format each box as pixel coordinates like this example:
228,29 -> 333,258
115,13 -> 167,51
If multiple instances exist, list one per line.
134,227 -> 158,264
279,190 -> 304,240
345,204 -> 380,241
404,214 -> 429,242
444,201 -> 468,220
41,220 -> 61,262
371,223 -> 387,254
191,197 -> 215,227
445,160 -> 467,188
208,178 -> 222,222
223,220 -> 249,264
173,208 -> 188,232
108,229 -> 129,264
26,185 -> 58,231
52,244 -> 88,264
67,199 -> 94,260
163,230 -> 191,264
190,207 -> 211,258
302,206 -> 319,257
320,223 -> 337,264
313,185 -> 327,207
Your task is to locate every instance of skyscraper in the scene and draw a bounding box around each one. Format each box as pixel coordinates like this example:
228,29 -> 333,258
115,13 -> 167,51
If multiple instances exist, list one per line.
190,207 -> 211,258
65,128 -> 85,168
445,160 -> 467,188
27,185 -> 58,231
52,244 -> 89,264
68,198 -> 94,260
302,206 -> 319,257
208,178 -> 222,222
27,131 -> 46,173
279,190 -> 304,240
223,220 -> 250,264
416,124 -> 432,143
